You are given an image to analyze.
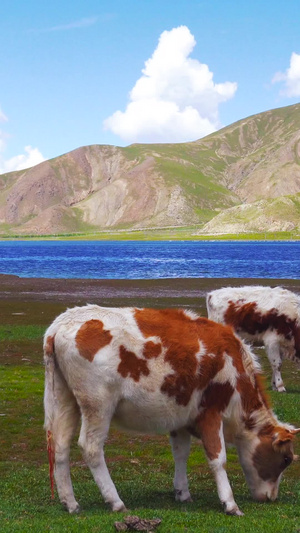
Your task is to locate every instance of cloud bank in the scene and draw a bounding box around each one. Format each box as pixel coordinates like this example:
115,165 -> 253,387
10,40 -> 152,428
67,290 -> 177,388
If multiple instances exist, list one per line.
272,52 -> 300,97
104,26 -> 237,143
0,109 -> 45,174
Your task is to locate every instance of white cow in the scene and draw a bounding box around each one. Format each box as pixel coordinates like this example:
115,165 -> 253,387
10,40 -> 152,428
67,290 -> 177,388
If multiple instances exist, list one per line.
206,286 -> 300,392
44,305 -> 299,516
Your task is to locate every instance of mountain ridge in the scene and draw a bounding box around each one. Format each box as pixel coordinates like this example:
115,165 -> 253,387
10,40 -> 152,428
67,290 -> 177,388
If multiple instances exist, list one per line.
0,103 -> 300,236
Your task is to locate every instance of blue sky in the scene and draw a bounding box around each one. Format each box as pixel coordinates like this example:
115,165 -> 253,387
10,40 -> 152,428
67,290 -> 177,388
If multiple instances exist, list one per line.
0,0 -> 300,173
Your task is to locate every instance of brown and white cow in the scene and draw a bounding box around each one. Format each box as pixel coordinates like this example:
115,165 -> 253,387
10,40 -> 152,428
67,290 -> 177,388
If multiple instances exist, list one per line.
206,286 -> 300,392
44,305 -> 299,516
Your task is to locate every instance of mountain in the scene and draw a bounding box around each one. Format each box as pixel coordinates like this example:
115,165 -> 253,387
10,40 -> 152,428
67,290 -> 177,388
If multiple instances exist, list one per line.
0,103 -> 300,236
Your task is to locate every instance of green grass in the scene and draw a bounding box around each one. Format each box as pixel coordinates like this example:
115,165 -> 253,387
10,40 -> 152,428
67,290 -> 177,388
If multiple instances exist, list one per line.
1,316 -> 300,532
0,325 -> 45,341
0,229 -> 299,241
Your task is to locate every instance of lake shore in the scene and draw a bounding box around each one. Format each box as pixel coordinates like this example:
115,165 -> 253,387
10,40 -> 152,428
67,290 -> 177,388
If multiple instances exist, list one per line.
1,274 -> 299,313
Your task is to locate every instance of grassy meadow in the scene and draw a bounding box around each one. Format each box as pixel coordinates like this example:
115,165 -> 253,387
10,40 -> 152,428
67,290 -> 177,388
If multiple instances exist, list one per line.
1,293 -> 300,532
0,228 -> 299,241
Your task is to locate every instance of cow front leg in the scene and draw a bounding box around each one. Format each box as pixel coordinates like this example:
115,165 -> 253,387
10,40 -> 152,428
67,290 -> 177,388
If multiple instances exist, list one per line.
266,342 -> 286,392
78,411 -> 126,512
197,410 -> 243,516
170,429 -> 192,502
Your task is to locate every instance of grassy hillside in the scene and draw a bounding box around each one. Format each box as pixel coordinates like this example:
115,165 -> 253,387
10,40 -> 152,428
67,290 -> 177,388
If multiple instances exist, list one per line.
0,103 -> 300,237
201,194 -> 300,235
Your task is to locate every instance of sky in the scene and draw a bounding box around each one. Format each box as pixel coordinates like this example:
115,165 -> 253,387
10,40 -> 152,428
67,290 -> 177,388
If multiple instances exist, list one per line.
0,0 -> 300,174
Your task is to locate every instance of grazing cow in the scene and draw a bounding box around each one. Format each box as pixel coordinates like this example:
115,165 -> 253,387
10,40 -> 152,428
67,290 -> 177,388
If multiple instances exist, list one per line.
206,286 -> 300,392
44,305 -> 299,516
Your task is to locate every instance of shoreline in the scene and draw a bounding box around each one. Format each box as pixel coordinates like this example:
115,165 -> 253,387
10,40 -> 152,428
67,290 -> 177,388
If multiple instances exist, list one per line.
1,274 -> 299,307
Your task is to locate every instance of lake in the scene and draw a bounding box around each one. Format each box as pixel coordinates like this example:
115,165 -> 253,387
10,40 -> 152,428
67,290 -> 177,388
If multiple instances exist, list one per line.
0,240 -> 299,280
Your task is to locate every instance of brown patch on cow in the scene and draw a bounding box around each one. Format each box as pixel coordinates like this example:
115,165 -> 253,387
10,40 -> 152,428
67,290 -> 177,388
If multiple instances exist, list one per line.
134,309 -> 246,406
195,382 -> 233,460
118,345 -> 150,382
189,381 -> 234,460
44,335 -> 55,356
237,374 -> 263,414
76,319 -> 112,362
252,433 -> 294,481
143,341 -> 162,359
196,317 -> 246,376
196,409 -> 222,460
161,372 -> 198,406
255,373 -> 270,409
257,424 -> 275,438
237,372 -> 270,430
224,301 -> 300,359
135,308 -> 201,405
200,381 -> 234,413
197,352 -> 225,390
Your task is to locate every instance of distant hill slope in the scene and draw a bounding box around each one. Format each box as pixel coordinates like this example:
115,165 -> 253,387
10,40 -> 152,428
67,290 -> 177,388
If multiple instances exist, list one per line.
0,103 -> 300,236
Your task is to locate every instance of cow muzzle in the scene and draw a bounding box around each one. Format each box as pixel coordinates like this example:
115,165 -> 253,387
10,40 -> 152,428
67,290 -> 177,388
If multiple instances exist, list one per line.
253,485 -> 278,503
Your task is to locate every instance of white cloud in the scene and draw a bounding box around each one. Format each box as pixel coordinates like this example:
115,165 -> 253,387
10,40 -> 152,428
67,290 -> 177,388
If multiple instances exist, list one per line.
272,52 -> 300,97
0,146 -> 45,174
0,109 -> 45,174
103,26 -> 237,143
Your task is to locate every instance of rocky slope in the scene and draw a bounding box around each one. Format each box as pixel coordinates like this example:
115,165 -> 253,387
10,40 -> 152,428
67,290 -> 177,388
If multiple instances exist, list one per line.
0,103 -> 300,235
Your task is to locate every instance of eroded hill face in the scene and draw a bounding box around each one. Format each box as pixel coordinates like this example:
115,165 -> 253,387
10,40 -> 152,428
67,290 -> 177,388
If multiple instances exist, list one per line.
0,103 -> 300,235
202,104 -> 300,202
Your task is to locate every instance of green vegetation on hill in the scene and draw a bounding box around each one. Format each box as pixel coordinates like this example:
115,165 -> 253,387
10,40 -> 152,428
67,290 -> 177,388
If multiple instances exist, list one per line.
0,103 -> 300,238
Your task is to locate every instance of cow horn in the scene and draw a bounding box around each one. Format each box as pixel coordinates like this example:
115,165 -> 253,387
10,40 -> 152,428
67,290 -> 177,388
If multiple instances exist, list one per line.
291,428 -> 300,435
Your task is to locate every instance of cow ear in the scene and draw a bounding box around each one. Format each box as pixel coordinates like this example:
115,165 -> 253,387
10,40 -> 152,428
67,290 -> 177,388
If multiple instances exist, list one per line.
272,430 -> 294,451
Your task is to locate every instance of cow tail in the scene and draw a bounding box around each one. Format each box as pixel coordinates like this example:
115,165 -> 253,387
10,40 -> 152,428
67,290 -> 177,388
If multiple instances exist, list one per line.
43,333 -> 56,500
239,338 -> 260,374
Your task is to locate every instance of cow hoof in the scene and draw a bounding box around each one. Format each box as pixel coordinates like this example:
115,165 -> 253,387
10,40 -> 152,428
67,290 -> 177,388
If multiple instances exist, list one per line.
175,489 -> 192,502
224,503 -> 244,516
233,508 -> 244,517
178,495 -> 193,503
68,503 -> 80,514
112,502 -> 127,512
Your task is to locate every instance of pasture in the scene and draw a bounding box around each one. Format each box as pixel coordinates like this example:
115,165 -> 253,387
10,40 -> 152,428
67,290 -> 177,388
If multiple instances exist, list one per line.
1,285 -> 300,533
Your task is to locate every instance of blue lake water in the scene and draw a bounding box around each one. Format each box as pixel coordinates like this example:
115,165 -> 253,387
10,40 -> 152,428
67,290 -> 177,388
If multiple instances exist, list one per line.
0,240 -> 299,280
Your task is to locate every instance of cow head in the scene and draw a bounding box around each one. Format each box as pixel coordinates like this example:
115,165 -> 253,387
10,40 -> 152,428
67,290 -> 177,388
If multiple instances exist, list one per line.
236,426 -> 300,501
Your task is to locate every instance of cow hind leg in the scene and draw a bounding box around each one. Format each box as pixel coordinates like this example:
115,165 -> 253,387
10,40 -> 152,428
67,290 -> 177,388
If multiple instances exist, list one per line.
45,364 -> 81,513
170,429 -> 192,502
266,343 -> 286,392
78,402 -> 126,512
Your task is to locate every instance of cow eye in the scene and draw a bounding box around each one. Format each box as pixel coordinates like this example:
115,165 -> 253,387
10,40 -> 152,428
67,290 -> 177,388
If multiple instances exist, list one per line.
283,456 -> 292,468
